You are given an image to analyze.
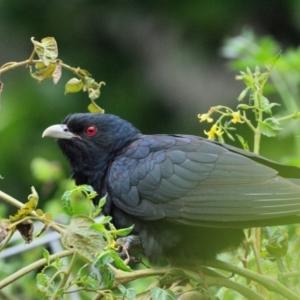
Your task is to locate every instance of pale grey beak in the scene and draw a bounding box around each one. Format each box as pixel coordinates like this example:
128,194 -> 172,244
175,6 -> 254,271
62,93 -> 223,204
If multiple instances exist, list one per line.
42,124 -> 77,139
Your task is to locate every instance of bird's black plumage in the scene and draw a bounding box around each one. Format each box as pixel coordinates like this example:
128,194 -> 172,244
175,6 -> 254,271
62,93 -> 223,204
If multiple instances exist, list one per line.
43,113 -> 300,262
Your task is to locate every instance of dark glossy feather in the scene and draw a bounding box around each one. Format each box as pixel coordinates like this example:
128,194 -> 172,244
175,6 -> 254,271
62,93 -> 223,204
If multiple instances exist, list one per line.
109,134 -> 300,226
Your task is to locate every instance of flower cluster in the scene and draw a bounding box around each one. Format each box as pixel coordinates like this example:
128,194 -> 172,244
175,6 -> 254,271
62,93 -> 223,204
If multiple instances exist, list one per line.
204,124 -> 223,140
197,113 -> 213,123
198,107 -> 244,141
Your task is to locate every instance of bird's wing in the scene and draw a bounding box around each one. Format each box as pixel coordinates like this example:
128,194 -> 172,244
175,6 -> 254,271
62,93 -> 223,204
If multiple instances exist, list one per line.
109,135 -> 300,228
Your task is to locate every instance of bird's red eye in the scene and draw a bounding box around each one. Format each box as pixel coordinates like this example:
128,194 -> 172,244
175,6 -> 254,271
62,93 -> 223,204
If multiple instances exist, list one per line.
85,125 -> 97,136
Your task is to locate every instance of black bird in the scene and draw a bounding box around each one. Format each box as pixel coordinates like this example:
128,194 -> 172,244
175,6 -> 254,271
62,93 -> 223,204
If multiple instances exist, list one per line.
43,113 -> 300,263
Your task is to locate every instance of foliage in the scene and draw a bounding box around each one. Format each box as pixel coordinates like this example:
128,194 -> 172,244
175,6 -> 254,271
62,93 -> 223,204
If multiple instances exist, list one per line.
0,37 -> 105,113
1,33 -> 300,299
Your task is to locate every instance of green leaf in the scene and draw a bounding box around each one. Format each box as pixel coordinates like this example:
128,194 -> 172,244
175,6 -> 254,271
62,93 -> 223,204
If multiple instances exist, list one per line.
90,223 -> 106,233
52,256 -> 63,270
235,134 -> 249,151
65,78 -> 84,94
260,97 -> 280,114
80,184 -> 96,193
76,265 -> 99,289
111,225 -> 134,237
94,249 -> 132,272
42,248 -> 50,265
237,103 -> 252,110
94,250 -> 114,267
224,130 -> 235,141
98,195 -> 107,208
266,51 -> 281,71
240,71 -> 254,88
82,185 -> 98,200
125,289 -> 137,299
150,287 -> 176,300
36,273 -> 54,298
258,118 -> 282,137
265,228 -> 289,258
99,265 -> 115,289
61,185 -> 98,216
79,273 -> 99,289
99,215 -> 112,224
61,190 -> 76,216
92,195 -> 106,218
61,215 -> 106,262
118,284 -> 136,299
237,87 -> 249,101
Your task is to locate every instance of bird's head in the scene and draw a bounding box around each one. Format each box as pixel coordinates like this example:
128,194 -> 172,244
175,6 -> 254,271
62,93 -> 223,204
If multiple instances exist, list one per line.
42,113 -> 141,177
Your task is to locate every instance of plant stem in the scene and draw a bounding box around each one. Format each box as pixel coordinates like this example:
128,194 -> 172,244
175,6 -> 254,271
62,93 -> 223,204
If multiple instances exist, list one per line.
204,259 -> 300,300
0,59 -> 40,74
0,59 -> 84,79
249,229 -> 263,274
0,189 -> 64,234
277,111 -> 300,123
205,275 -> 266,300
0,250 -> 73,289
109,265 -> 169,289
52,251 -> 78,300
253,129 -> 261,155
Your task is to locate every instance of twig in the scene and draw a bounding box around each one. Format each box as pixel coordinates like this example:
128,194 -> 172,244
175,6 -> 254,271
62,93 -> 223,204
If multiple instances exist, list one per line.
0,250 -> 73,289
0,190 -> 64,234
205,275 -> 265,300
51,252 -> 78,300
204,259 -> 300,300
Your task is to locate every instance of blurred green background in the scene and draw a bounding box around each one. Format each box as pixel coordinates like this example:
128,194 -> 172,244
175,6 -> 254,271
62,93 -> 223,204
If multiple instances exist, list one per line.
1,0 -> 300,205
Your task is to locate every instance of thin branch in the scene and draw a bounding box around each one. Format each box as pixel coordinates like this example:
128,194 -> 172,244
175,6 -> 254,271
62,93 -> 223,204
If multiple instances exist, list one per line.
0,190 -> 64,234
52,252 -> 78,300
0,59 -> 40,74
109,265 -> 169,289
0,250 -> 73,289
204,259 -> 300,300
205,275 -> 266,300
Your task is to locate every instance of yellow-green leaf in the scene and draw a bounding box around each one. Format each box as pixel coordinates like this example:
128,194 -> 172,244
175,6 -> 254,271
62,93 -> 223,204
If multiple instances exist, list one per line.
29,63 -> 56,82
31,37 -> 58,66
265,228 -> 289,258
65,78 -> 84,94
9,187 -> 39,221
88,101 -> 104,113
